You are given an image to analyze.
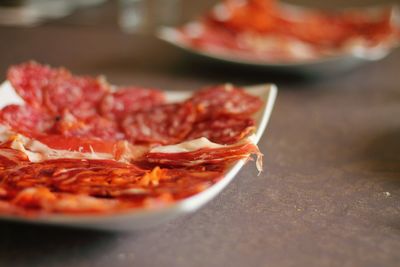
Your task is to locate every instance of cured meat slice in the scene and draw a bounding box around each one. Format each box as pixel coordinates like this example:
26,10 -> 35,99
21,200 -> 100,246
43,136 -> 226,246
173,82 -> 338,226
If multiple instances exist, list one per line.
36,135 -> 117,154
181,23 -> 241,51
0,159 -> 148,198
0,148 -> 29,168
191,84 -> 263,119
36,136 -> 148,161
50,111 -> 125,141
7,61 -> 55,107
0,125 -> 147,164
78,116 -> 125,141
100,87 -> 165,120
10,188 -> 119,214
44,73 -> 109,119
0,105 -> 55,137
142,167 -> 224,199
8,62 -> 110,118
122,102 -> 197,145
145,137 -> 262,171
186,116 -> 255,144
0,163 -> 224,215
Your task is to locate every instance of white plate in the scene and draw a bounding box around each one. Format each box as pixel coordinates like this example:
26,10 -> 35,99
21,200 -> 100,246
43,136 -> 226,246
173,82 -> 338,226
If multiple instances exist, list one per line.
0,82 -> 277,231
157,6 -> 399,75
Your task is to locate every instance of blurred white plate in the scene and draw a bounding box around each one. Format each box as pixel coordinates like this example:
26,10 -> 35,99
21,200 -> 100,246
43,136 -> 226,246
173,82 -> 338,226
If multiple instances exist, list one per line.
0,82 -> 277,231
157,5 -> 399,75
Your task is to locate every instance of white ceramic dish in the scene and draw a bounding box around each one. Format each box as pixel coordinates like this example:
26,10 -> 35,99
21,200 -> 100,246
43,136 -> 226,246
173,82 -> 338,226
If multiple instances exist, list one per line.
0,82 -> 277,231
157,5 -> 399,75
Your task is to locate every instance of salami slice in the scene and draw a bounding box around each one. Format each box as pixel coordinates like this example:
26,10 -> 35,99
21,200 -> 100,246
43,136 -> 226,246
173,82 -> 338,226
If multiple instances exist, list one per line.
8,62 -> 110,118
50,111 -> 125,141
7,61 -> 55,107
0,105 -> 55,137
186,116 -> 255,144
100,87 -> 165,120
190,84 -> 263,119
73,115 -> 125,141
44,73 -> 109,119
122,102 -> 197,145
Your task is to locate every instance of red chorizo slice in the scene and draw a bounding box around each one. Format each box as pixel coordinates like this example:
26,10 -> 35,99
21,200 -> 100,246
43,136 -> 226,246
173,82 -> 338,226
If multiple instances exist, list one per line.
145,168 -> 224,200
0,159 -> 147,197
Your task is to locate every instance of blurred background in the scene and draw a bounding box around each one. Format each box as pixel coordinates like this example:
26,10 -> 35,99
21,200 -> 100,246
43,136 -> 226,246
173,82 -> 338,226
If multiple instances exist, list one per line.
1,0 -> 399,29
0,1 -> 400,267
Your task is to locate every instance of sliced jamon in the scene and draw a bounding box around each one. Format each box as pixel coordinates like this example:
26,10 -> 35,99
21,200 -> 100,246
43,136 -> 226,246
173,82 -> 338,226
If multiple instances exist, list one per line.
100,87 -> 165,120
186,116 -> 255,144
36,136 -> 148,161
7,61 -> 55,107
44,73 -> 109,119
36,135 -> 117,154
50,110 -> 125,141
0,125 -> 147,164
0,105 -> 55,137
122,102 -> 197,145
145,137 -> 262,171
190,84 -> 263,119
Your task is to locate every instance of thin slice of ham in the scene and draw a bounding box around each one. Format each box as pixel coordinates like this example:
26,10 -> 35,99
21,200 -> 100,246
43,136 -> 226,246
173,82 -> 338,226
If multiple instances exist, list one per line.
145,136 -> 263,172
0,124 -> 147,163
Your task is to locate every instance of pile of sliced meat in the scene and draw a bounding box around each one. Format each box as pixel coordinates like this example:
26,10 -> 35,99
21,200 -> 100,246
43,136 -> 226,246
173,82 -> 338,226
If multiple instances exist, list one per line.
0,61 -> 263,216
178,0 -> 400,62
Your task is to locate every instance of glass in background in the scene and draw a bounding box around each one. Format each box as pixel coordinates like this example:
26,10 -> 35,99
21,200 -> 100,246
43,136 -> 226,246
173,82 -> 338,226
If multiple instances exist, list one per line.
119,0 -> 182,34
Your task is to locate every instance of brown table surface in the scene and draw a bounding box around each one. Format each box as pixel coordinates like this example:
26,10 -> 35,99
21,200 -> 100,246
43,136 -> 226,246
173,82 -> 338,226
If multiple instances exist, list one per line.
0,1 -> 400,266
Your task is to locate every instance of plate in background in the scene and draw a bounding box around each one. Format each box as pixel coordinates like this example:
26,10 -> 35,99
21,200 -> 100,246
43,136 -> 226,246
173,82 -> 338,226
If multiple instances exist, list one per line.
158,5 -> 400,75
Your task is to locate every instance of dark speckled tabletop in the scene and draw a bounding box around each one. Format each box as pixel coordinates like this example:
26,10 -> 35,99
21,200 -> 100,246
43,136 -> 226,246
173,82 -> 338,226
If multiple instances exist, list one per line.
0,1 -> 399,266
